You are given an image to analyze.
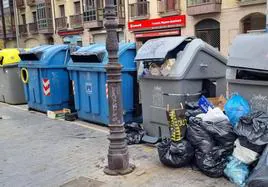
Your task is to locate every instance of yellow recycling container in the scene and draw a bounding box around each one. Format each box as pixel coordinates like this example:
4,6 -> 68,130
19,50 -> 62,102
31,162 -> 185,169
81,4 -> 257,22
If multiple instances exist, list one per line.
0,48 -> 26,104
0,49 -> 21,66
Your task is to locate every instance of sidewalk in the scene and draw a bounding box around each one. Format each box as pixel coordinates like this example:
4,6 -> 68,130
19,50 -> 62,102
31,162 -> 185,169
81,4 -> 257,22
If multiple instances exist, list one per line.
0,103 -> 234,187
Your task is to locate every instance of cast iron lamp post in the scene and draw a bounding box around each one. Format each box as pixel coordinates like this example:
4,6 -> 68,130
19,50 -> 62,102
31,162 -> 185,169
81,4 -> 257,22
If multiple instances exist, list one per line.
103,0 -> 135,175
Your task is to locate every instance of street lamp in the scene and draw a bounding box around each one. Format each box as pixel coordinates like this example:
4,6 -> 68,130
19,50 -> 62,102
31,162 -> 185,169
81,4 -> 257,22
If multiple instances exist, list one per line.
103,0 -> 135,175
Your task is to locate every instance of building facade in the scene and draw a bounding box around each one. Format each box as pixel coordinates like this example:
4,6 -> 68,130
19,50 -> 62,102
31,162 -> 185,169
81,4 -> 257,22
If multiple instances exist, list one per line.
0,0 -> 127,48
0,0 -> 16,48
0,0 -> 266,55
126,0 -> 267,55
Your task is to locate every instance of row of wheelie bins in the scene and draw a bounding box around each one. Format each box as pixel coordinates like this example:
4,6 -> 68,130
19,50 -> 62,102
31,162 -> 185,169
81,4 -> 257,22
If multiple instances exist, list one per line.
2,35 -> 267,138
17,43 -> 138,125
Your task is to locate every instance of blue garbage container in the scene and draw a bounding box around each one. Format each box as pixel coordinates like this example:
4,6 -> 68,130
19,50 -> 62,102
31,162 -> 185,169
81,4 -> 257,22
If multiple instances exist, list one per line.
19,45 -> 75,112
68,43 -> 138,125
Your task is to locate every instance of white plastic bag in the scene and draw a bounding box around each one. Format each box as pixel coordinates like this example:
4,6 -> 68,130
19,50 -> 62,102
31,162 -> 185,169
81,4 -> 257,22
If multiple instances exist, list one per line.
200,107 -> 229,123
232,139 -> 259,165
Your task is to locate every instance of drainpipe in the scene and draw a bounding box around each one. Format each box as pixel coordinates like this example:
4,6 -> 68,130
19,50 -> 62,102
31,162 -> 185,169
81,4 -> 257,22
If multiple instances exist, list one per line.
266,0 -> 268,32
51,0 -> 56,37
0,0 -> 6,48
13,0 -> 20,48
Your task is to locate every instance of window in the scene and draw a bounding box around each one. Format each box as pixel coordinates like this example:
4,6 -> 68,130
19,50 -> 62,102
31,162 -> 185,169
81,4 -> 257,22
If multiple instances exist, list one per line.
137,0 -> 148,17
85,0 -> 95,10
84,0 -> 104,22
74,1 -> 81,14
37,3 -> 52,29
195,19 -> 220,50
59,5 -> 65,17
32,12 -> 37,23
21,14 -> 26,24
188,0 -> 211,6
37,3 -> 47,20
167,0 -> 176,11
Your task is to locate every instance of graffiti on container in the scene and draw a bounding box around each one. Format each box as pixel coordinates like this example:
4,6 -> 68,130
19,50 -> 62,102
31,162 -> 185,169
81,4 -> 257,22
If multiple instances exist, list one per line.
250,94 -> 268,113
111,85 -> 121,124
152,86 -> 163,107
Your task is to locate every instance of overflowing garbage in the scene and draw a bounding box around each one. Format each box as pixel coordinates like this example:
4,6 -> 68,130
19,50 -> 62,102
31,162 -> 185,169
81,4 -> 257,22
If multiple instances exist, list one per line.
153,93 -> 268,186
125,123 -> 145,145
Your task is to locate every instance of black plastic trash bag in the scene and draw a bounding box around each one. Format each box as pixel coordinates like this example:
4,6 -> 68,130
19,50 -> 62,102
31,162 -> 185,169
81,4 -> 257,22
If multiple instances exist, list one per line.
157,139 -> 194,168
125,123 -> 145,145
195,146 -> 232,178
201,120 -> 237,147
235,111 -> 268,145
185,102 -> 200,110
186,117 -> 215,153
247,145 -> 268,187
185,102 -> 203,120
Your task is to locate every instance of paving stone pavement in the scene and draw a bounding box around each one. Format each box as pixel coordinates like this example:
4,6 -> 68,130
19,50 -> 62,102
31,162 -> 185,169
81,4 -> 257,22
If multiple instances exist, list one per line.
0,103 -> 235,187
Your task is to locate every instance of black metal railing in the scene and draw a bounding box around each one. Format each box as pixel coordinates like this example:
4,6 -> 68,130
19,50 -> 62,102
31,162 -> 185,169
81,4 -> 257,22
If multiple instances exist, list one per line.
28,22 -> 38,34
70,14 -> 83,29
19,24 -> 27,35
55,17 -> 68,30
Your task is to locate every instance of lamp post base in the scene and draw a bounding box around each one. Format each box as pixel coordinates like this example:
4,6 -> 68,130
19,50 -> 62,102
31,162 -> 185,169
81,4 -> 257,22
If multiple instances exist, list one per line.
103,164 -> 135,176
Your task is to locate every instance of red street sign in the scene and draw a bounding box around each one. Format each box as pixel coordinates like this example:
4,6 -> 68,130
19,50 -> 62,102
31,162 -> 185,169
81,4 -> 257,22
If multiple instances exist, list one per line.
128,15 -> 186,31
135,30 -> 180,38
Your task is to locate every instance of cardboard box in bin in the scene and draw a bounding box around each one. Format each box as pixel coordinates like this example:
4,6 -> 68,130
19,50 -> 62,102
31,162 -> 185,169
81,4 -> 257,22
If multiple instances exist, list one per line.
208,95 -> 226,111
47,108 -> 71,119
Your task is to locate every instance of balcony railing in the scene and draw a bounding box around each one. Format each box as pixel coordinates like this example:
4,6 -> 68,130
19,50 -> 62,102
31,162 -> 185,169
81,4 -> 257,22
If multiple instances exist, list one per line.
28,22 -> 38,34
16,0 -> 25,8
187,0 -> 222,16
129,1 -> 150,20
27,0 -> 36,6
70,14 -> 83,29
239,0 -> 266,6
0,29 -> 16,39
55,17 -> 68,30
83,8 -> 104,29
37,18 -> 53,34
19,24 -> 27,36
158,0 -> 180,16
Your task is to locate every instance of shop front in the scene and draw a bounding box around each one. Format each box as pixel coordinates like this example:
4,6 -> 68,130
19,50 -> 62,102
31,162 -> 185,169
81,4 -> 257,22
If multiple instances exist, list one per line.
58,30 -> 84,47
128,15 -> 186,49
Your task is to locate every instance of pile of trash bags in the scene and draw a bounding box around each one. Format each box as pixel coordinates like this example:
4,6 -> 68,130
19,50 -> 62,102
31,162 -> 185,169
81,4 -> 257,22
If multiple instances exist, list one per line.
156,94 -> 268,187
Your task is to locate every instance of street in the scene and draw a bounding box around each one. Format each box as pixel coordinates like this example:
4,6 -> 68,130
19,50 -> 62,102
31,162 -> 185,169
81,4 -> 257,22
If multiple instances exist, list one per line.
0,102 -> 234,187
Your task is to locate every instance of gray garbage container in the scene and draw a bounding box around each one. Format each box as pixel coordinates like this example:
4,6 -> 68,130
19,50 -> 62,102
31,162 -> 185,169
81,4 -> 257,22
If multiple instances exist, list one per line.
136,36 -> 227,138
227,33 -> 268,113
0,48 -> 25,104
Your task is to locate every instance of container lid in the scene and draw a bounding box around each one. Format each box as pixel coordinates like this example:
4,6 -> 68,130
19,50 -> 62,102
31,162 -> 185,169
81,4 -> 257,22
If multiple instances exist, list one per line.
69,42 -> 136,69
138,38 -> 227,80
19,45 -> 70,67
0,48 -> 21,66
135,36 -> 194,61
228,34 -> 268,71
